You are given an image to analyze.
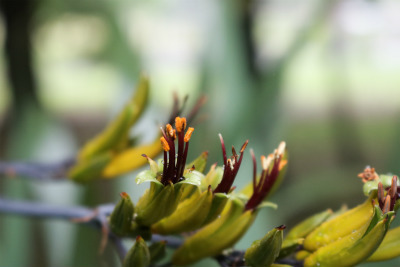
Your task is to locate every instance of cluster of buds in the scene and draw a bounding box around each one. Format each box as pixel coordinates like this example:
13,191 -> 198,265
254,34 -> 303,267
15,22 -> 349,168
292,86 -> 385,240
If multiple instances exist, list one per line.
271,167 -> 400,267
69,75 -> 206,182
108,113 -> 400,267
109,116 -> 288,266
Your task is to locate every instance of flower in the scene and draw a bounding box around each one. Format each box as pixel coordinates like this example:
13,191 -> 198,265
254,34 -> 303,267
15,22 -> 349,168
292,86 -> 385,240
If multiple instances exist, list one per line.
245,141 -> 287,211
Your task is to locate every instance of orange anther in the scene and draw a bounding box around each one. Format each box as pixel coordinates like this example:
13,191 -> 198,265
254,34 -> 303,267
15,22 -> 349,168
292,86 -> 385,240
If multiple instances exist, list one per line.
175,117 -> 187,132
184,127 -> 194,142
160,137 -> 170,151
166,124 -> 175,138
279,159 -> 288,170
240,140 -> 249,153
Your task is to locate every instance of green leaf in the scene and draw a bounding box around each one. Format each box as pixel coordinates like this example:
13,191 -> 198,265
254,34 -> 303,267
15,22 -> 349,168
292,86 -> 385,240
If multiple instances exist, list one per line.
178,170 -> 203,186
136,170 -> 162,185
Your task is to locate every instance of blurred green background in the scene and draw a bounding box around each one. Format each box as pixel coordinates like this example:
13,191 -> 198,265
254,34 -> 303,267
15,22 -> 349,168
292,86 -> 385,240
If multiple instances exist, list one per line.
1,0 -> 400,266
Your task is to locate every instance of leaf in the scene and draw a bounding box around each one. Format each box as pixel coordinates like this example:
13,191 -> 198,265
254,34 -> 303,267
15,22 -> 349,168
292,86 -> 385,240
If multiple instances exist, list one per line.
178,170 -> 203,186
136,170 -> 162,185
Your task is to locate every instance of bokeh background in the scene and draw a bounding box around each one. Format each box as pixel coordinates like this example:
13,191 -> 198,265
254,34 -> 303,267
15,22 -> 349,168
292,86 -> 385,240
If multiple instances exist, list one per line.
1,0 -> 400,266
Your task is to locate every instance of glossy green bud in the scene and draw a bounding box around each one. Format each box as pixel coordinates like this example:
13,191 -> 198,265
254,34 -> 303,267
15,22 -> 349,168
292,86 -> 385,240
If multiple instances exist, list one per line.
186,151 -> 208,173
202,192 -> 229,225
303,195 -> 375,251
285,209 -> 332,241
123,236 -> 151,267
149,241 -> 167,264
278,238 -> 303,260
295,250 -> 311,261
151,186 -> 213,234
201,164 -> 223,191
245,225 -> 285,267
304,206 -> 394,267
135,182 -> 182,226
367,225 -> 400,262
110,192 -> 135,236
172,199 -> 255,265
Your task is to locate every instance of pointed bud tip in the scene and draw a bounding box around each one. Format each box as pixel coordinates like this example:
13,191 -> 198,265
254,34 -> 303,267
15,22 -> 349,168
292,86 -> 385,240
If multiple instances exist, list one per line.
240,140 -> 249,153
276,225 -> 286,231
120,192 -> 129,199
136,235 -> 144,242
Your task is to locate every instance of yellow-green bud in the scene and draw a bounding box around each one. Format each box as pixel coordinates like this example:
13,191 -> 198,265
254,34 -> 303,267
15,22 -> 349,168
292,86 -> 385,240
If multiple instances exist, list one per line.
110,192 -> 134,236
245,225 -> 285,267
149,241 -> 167,264
123,236 -> 151,267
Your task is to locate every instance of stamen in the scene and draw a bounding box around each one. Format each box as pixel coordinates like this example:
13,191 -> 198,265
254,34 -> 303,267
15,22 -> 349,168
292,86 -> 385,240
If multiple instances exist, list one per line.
219,134 -> 227,163
261,154 -> 274,171
378,182 -> 385,209
250,149 -> 257,191
184,127 -> 194,142
227,159 -> 234,171
279,160 -> 288,170
228,186 -> 236,193
166,124 -> 175,138
232,146 -> 238,158
391,176 -> 398,199
160,137 -> 170,151
175,117 -> 187,132
240,140 -> 249,153
277,141 -> 286,156
383,195 -> 391,214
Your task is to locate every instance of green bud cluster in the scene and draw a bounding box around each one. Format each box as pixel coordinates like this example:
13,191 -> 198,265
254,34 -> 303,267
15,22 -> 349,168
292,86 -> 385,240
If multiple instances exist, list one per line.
107,117 -> 288,266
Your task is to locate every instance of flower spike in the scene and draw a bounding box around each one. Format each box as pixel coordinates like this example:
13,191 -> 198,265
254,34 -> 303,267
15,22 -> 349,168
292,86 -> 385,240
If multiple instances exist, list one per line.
159,117 -> 195,185
245,141 -> 286,211
377,176 -> 399,213
213,134 -> 248,194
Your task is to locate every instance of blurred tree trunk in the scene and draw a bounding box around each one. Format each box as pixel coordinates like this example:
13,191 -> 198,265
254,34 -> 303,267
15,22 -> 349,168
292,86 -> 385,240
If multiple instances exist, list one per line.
0,0 -> 40,114
0,1 -> 49,267
0,0 -> 40,156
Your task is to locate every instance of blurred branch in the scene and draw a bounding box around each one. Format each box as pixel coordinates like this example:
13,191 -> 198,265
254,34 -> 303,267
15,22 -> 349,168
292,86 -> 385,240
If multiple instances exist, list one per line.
0,197 -> 127,262
215,250 -> 303,267
0,158 -> 75,181
0,197 -> 187,265
0,198 -> 299,267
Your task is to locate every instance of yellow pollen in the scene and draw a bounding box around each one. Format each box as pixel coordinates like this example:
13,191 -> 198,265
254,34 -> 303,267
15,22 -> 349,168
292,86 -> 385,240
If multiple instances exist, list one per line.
240,140 -> 249,153
184,127 -> 194,142
261,154 -> 274,170
277,141 -> 286,156
279,159 -> 288,170
160,137 -> 170,151
175,117 -> 187,132
166,124 -> 175,138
